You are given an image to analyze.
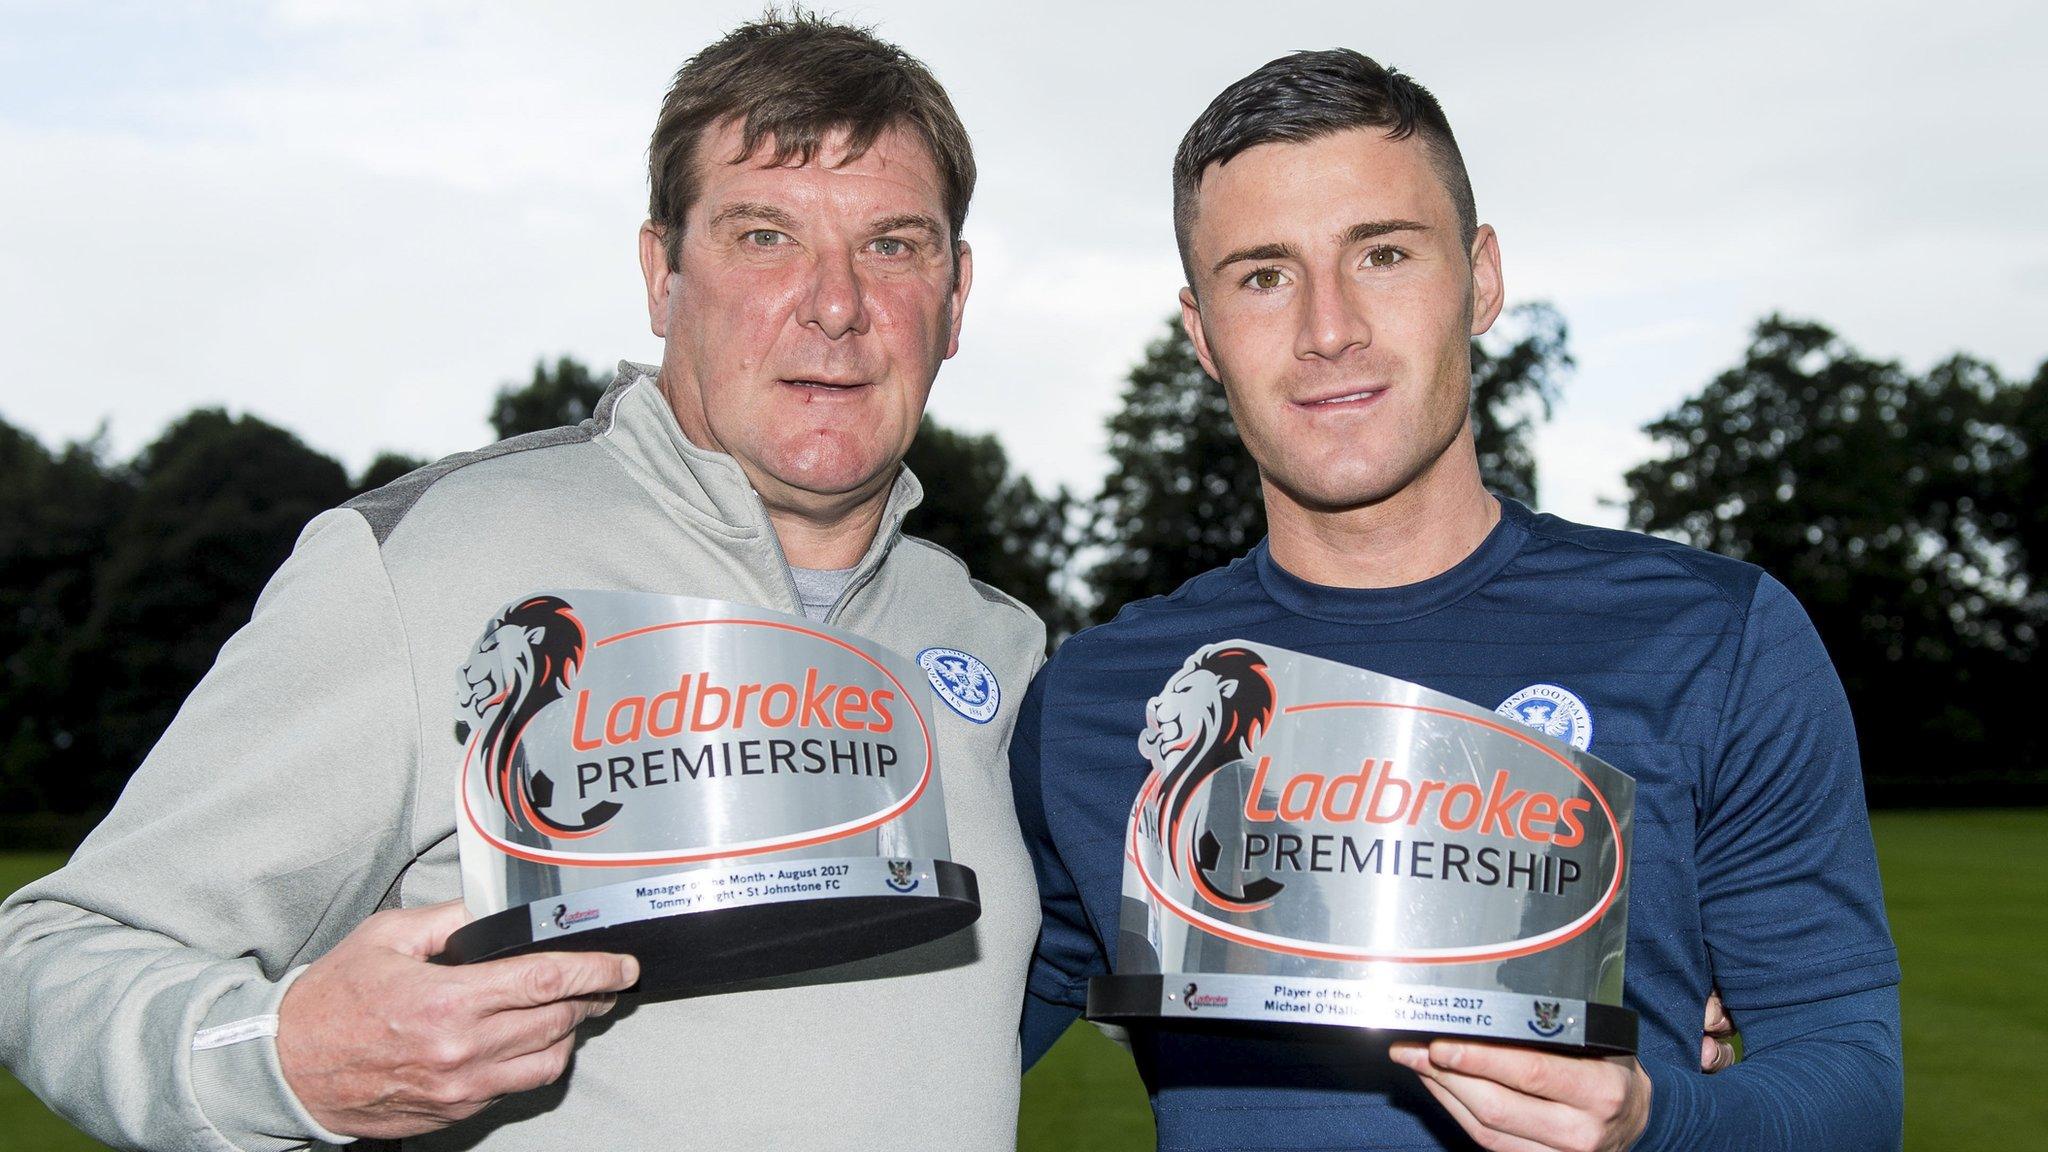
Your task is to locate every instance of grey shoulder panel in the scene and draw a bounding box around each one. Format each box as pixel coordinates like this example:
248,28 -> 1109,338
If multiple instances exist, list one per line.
343,426 -> 588,545
970,576 -> 1029,614
899,535 -> 1036,618
343,370 -> 636,545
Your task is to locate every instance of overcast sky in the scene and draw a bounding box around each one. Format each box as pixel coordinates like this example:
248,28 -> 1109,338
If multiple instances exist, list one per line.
3,0 -> 2042,528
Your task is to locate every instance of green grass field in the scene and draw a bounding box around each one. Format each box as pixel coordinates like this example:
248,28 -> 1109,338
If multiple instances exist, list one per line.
4,811 -> 2043,1151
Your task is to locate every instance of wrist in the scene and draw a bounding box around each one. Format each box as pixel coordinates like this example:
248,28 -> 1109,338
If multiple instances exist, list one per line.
194,965 -> 356,1150
1620,1058 -> 1653,1150
1629,1053 -> 1703,1152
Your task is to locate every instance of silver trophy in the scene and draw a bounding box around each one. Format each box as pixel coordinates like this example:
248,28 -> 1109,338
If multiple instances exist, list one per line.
1087,641 -> 1636,1053
435,590 -> 978,994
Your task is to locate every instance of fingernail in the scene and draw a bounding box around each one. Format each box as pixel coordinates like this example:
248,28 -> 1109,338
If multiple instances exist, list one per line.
1434,1042 -> 1463,1069
621,956 -> 641,985
593,995 -> 617,1018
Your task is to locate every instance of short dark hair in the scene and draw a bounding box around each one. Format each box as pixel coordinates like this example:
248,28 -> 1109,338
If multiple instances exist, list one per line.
1172,49 -> 1477,289
648,9 -> 975,271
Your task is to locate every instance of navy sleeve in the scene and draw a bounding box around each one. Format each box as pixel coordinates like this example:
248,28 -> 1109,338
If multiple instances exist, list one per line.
1639,574 -> 1902,1147
1636,985 -> 1903,1151
1010,663 -> 1102,1068
1695,574 -> 1899,1007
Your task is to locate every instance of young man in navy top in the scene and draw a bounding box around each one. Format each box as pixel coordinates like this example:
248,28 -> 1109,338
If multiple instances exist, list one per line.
1012,50 -> 1902,1151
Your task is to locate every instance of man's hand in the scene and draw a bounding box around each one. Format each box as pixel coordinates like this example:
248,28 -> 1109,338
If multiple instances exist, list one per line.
275,900 -> 640,1140
1700,990 -> 1736,1072
1388,1040 -> 1650,1152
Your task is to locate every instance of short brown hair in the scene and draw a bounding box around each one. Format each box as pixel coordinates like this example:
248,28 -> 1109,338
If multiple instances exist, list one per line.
648,9 -> 975,271
1173,49 -> 1477,290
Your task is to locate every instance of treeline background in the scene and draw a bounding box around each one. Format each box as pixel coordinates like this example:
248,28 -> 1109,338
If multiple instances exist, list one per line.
3,304 -> 2043,845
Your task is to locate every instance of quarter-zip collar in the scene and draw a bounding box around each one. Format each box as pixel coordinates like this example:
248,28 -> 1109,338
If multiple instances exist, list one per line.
594,361 -> 924,618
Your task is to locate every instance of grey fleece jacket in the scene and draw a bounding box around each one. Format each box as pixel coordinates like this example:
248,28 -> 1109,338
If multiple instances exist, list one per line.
0,363 -> 1046,1151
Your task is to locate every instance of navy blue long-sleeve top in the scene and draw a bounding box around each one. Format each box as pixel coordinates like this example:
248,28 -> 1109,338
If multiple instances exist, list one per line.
1013,499 -> 1902,1150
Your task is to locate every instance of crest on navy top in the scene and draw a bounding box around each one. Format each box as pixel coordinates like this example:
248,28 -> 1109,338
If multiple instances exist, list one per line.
1496,683 -> 1594,750
918,647 -> 1000,724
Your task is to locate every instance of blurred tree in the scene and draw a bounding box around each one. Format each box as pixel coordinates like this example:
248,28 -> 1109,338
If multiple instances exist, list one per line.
2007,362 -> 2048,598
75,410 -> 353,805
1088,315 -> 1264,618
354,451 -> 428,494
1472,302 -> 1572,505
491,356 -> 608,439
1624,316 -> 2042,804
1088,305 -> 1573,617
0,420 -> 128,814
903,417 -> 1082,642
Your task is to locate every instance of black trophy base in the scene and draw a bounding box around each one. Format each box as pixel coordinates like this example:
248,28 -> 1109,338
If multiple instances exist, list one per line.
1087,973 -> 1638,1056
436,860 -> 980,997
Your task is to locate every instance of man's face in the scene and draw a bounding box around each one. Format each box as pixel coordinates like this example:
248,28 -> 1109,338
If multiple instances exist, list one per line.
1179,127 -> 1502,512
639,119 -> 970,513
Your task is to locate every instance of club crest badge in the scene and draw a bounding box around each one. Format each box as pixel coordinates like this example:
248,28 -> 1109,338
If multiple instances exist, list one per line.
886,858 -> 921,892
1496,684 -> 1594,751
917,647 -> 1000,724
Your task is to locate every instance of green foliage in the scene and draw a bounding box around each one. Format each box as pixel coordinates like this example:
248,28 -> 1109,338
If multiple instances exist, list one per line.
354,451 -> 428,494
0,422 -> 126,815
1087,315 -> 1266,617
75,410 -> 353,803
491,356 -> 608,439
903,417 -> 1082,642
1088,306 -> 1573,615
2007,362 -> 2048,597
1472,302 -> 1571,505
1624,317 -> 2044,802
0,412 -> 359,816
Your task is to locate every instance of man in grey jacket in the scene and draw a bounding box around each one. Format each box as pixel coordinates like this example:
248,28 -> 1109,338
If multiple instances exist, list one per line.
0,13 -> 1044,1151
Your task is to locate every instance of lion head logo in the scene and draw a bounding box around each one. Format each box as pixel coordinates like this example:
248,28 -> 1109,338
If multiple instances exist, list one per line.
458,595 -> 620,839
1139,644 -> 1280,909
